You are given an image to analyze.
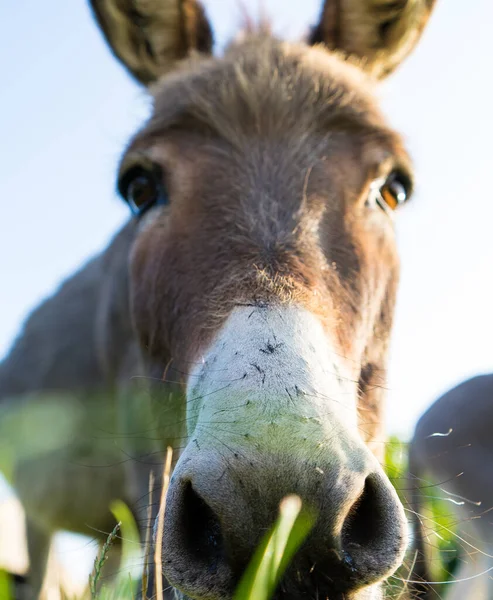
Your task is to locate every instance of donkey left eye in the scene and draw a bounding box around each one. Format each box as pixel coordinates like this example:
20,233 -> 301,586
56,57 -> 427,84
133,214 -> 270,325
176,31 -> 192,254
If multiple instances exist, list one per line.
372,171 -> 411,214
119,166 -> 168,216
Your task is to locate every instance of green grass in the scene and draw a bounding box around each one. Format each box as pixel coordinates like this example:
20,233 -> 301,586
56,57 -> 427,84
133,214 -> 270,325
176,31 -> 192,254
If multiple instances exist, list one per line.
0,570 -> 12,600
89,522 -> 122,599
234,495 -> 315,600
385,436 -> 460,596
77,494 -> 315,600
89,502 -> 142,600
87,497 -> 315,600
1,436 -> 461,600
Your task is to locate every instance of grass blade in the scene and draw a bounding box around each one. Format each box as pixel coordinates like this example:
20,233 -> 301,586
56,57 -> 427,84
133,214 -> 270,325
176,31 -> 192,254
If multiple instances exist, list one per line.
154,446 -> 174,600
0,570 -> 12,600
89,521 -> 121,599
142,471 -> 155,600
234,495 -> 315,600
110,500 -> 141,595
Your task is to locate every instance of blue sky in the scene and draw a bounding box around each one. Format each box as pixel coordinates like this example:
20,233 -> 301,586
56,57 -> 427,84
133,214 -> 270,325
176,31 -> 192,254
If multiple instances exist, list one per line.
1,1 -> 493,438
2,0 -> 493,586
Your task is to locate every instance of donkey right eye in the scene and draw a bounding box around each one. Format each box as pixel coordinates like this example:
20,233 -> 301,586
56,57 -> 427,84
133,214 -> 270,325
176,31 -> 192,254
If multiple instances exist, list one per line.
119,166 -> 168,216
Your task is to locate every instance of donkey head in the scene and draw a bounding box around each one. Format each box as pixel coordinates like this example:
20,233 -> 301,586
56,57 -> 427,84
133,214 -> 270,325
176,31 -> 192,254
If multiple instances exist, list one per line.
91,1 -> 435,598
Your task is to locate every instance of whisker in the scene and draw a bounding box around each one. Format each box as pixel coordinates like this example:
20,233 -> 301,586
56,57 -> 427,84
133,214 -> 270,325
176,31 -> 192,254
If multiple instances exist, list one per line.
392,563 -> 493,587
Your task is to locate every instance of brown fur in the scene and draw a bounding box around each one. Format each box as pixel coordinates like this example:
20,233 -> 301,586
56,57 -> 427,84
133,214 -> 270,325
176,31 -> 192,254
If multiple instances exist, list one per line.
0,1 -> 437,598
127,36 -> 410,451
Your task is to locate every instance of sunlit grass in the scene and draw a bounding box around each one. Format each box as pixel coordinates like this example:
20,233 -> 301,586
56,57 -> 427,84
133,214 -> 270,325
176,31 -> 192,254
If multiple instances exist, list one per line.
1,432 -> 460,600
89,521 -> 121,599
0,396 -> 83,485
0,570 -> 12,600
85,493 -> 314,600
385,435 -> 459,596
234,495 -> 315,600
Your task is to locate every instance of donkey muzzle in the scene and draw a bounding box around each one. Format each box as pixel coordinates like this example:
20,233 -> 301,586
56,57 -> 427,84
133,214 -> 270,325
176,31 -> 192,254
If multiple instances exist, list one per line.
161,446 -> 407,599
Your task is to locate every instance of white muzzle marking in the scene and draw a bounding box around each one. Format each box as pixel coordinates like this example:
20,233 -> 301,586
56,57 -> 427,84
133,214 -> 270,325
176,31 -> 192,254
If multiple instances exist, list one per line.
185,305 -> 361,462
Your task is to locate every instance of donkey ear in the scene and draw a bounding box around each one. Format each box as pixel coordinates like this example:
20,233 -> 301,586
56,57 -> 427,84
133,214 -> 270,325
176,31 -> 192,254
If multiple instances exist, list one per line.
89,0 -> 213,86
308,0 -> 437,78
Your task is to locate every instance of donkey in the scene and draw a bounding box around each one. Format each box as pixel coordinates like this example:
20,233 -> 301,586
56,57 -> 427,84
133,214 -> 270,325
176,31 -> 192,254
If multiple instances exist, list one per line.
0,0 -> 438,598
408,374 -> 493,600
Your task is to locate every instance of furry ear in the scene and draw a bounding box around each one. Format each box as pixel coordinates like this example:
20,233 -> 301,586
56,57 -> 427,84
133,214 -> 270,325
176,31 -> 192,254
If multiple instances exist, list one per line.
309,0 -> 437,79
89,0 -> 213,85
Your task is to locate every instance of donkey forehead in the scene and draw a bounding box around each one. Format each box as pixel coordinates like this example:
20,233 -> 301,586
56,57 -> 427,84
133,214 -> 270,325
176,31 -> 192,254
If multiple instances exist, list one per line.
133,36 -> 407,160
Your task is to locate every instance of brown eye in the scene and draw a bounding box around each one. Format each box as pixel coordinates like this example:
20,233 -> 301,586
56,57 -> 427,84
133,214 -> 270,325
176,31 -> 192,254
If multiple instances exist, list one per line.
119,166 -> 168,216
368,171 -> 411,215
378,172 -> 411,213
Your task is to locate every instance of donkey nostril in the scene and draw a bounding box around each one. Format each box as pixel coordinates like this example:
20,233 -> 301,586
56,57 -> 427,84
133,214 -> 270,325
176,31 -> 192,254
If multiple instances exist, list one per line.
340,473 -> 405,584
164,477 -> 235,598
342,475 -> 383,550
181,482 -> 224,566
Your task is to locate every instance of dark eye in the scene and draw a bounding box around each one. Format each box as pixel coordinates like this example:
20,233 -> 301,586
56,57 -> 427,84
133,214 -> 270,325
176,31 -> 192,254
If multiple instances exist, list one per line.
373,171 -> 411,214
119,166 -> 168,216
